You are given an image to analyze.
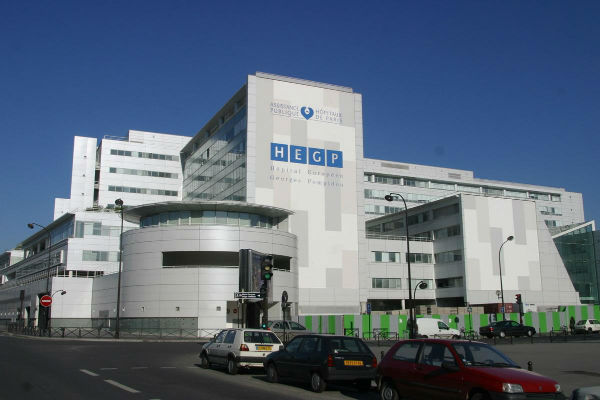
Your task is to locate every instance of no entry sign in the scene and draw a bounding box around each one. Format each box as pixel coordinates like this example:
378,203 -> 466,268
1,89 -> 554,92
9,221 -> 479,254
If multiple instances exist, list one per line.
40,295 -> 52,307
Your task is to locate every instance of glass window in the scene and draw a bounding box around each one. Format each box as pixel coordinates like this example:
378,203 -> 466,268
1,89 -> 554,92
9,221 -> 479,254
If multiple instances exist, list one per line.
243,331 -> 280,344
289,322 -> 306,330
250,214 -> 260,227
202,210 -> 216,224
159,213 -> 168,226
419,342 -> 450,367
215,330 -> 227,343
392,342 -> 421,362
285,337 -> 303,353
191,211 -> 203,224
224,330 -> 237,344
239,213 -> 250,227
299,337 -> 320,354
215,211 -> 227,224
227,212 -> 239,225
327,338 -> 369,353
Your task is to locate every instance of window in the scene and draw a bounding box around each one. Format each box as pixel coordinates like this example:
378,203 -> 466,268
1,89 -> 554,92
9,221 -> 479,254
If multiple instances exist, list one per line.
435,277 -> 464,288
372,278 -> 402,289
404,179 -> 427,188
243,331 -> 280,344
372,251 -> 401,263
433,204 -> 459,219
392,342 -> 421,362
434,225 -> 461,239
505,190 -> 527,198
529,192 -> 550,201
419,343 -> 455,367
285,337 -> 303,353
215,330 -> 227,343
551,194 -> 561,202
327,337 -> 369,353
457,185 -> 480,194
545,220 -> 559,227
289,322 -> 306,330
299,337 -> 320,353
435,250 -> 463,263
406,253 -> 432,263
430,181 -> 455,191
483,187 -> 503,196
224,330 -> 237,344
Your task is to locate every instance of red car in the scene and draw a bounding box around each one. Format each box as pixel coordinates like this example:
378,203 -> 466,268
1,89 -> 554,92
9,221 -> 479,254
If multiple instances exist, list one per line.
377,339 -> 563,400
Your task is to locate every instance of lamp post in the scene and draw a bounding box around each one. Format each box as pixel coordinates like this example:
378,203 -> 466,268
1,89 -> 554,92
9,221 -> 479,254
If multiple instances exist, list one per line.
27,222 -> 53,329
384,192 -> 415,339
413,280 -> 428,302
52,290 -> 67,297
115,198 -> 124,339
498,235 -> 514,320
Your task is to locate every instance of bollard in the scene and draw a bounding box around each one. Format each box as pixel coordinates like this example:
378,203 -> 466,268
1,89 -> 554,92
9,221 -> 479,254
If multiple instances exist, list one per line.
527,361 -> 533,371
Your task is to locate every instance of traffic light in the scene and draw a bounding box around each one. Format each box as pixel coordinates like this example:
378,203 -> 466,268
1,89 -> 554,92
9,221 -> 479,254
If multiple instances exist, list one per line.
515,294 -> 522,304
261,255 -> 273,281
259,283 -> 267,298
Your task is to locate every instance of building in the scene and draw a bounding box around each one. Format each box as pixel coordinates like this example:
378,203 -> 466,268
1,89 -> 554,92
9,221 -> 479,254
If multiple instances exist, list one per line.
0,73 -> 593,332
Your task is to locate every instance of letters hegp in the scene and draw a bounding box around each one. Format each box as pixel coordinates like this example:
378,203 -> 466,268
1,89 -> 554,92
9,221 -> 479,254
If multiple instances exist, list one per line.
271,143 -> 343,168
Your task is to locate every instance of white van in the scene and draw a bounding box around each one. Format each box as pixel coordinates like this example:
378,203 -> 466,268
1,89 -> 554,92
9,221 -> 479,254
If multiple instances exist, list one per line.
415,318 -> 461,339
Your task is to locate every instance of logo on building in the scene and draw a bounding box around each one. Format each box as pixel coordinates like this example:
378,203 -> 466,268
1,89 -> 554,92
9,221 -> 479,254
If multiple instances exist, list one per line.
271,143 -> 343,168
300,107 -> 314,120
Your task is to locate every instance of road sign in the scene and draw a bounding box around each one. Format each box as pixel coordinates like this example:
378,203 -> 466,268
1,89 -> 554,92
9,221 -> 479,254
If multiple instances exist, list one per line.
234,292 -> 261,299
500,306 -> 505,313
366,303 -> 372,314
40,295 -> 52,307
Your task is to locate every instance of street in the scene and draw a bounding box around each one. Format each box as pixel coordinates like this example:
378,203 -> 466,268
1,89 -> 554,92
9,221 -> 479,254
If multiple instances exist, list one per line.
1,334 -> 600,399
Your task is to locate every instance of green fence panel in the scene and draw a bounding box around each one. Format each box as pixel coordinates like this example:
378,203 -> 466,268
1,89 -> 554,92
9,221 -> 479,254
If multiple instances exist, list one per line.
568,306 -> 576,323
305,316 -> 312,331
364,314 -> 373,338
581,307 -> 588,321
432,314 -> 441,320
465,313 -> 473,331
595,305 -> 600,321
344,315 -> 355,334
480,314 -> 489,328
538,312 -> 548,333
509,313 -> 519,322
328,315 -> 336,334
449,315 -> 458,329
318,316 -> 322,333
524,312 -> 533,327
398,315 -> 408,335
552,312 -> 561,331
496,313 -> 503,322
380,314 -> 390,334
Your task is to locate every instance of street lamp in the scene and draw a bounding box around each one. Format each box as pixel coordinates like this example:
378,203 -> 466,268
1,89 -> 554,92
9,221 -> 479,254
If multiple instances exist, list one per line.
52,290 -> 67,297
413,280 -> 428,302
115,198 -> 124,339
498,235 -> 514,320
27,222 -> 53,329
384,192 -> 415,339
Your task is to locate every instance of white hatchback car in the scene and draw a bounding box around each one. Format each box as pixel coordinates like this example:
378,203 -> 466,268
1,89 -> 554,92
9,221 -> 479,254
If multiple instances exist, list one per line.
199,328 -> 282,374
574,319 -> 600,334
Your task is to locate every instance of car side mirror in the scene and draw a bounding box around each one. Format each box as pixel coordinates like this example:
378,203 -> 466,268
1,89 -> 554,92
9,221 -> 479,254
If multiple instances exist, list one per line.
441,361 -> 459,372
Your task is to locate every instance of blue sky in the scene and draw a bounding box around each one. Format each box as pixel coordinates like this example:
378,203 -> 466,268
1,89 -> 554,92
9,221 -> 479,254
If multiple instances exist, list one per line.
1,1 -> 599,251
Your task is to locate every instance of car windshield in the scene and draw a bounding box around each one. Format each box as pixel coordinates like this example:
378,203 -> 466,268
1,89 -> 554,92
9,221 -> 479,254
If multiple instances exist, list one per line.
452,342 -> 517,367
577,320 -> 586,325
328,338 -> 370,354
243,331 -> 281,344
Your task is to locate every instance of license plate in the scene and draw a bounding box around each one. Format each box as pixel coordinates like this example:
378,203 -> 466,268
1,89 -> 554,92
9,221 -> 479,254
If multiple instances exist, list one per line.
344,360 -> 364,366
256,345 -> 272,351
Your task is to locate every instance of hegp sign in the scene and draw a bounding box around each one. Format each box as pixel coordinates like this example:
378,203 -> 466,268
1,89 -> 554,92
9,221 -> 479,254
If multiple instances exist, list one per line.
271,143 -> 343,168
40,295 -> 52,307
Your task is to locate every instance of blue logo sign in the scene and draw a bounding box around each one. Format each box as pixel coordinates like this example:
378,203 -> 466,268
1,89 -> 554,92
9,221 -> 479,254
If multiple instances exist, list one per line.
271,143 -> 343,168
300,106 -> 314,120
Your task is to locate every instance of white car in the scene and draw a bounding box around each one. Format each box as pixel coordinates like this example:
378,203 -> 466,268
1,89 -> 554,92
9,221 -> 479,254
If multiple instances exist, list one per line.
199,328 -> 282,374
574,319 -> 600,334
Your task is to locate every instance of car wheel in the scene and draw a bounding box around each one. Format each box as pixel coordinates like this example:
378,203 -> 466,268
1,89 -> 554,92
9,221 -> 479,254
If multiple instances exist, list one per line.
356,379 -> 371,391
200,353 -> 210,369
527,329 -> 534,337
227,358 -> 238,375
266,363 -> 279,383
470,391 -> 491,400
499,331 -> 506,338
380,380 -> 399,400
310,372 -> 326,393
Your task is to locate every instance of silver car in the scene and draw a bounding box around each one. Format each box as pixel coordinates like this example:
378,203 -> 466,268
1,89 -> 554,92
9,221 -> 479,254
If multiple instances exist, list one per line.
199,328 -> 282,374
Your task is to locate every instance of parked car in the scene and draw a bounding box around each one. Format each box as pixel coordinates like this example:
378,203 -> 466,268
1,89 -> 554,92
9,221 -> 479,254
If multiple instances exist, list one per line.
574,319 -> 600,334
378,339 -> 563,400
264,334 -> 377,392
479,320 -> 536,338
414,318 -> 461,339
199,328 -> 282,374
267,320 -> 307,332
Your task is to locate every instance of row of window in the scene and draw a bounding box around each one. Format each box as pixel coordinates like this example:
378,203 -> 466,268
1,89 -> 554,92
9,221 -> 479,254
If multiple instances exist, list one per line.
538,206 -> 561,216
372,249 -> 463,264
82,250 -> 120,262
110,149 -> 179,161
365,173 -> 562,202
364,204 -> 403,215
75,221 -> 131,238
109,167 -> 178,179
108,186 -> 178,197
364,189 -> 439,204
140,210 -> 280,230
372,278 -> 434,289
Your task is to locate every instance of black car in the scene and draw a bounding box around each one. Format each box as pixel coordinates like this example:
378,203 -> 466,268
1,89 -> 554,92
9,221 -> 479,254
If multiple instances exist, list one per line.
479,320 -> 536,338
263,334 -> 376,392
